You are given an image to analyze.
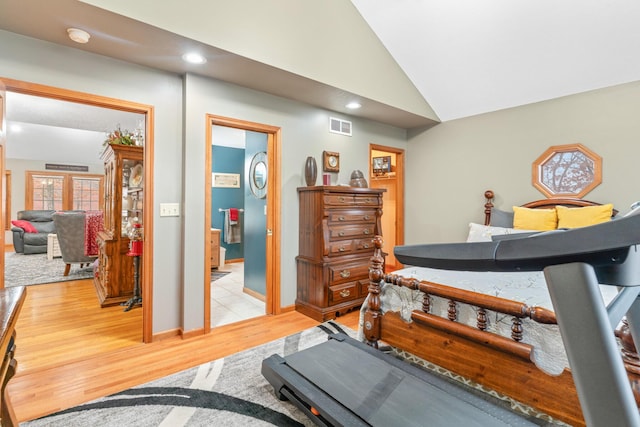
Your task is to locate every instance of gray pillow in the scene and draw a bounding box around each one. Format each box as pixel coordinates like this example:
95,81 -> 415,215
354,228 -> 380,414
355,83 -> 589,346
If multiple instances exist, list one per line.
490,208 -> 514,228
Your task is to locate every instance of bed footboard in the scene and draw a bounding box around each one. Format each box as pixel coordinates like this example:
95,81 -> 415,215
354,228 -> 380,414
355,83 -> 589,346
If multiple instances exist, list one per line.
362,235 -> 639,427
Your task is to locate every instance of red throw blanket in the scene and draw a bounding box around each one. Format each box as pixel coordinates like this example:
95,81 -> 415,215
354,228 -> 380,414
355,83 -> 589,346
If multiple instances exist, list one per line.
85,211 -> 104,256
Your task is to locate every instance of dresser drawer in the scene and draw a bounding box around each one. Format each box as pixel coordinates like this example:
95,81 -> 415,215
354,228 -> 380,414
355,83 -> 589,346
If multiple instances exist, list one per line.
354,194 -> 381,207
328,240 -> 355,256
327,238 -> 375,257
323,194 -> 355,206
328,263 -> 369,285
354,238 -> 375,251
329,281 -> 359,304
328,224 -> 375,240
327,210 -> 377,224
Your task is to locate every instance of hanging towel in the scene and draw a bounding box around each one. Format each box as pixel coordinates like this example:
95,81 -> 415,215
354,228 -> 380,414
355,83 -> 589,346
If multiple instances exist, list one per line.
229,207 -> 239,223
224,210 -> 242,244
84,210 -> 104,256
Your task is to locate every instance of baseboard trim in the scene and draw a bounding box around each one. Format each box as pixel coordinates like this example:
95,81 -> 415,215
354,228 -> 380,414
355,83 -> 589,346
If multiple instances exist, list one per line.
152,328 -> 182,342
243,287 -> 265,302
280,304 -> 295,313
181,327 -> 205,340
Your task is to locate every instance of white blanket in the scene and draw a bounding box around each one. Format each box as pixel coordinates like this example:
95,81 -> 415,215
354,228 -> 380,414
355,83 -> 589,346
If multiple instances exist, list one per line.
359,266 -> 620,375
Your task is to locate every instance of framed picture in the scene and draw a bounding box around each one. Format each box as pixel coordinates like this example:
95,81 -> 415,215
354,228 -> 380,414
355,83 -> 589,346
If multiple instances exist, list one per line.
212,173 -> 241,188
372,156 -> 391,174
323,151 -> 340,172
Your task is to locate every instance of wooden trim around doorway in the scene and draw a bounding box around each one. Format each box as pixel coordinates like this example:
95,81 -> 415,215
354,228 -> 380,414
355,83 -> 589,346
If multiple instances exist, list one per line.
205,115 -> 282,334
370,143 -> 405,267
0,77 -> 155,343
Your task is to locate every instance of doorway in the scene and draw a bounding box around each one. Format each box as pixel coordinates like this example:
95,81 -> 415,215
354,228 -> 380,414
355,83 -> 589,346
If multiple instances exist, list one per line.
204,115 -> 281,333
369,144 -> 405,271
0,77 -> 154,342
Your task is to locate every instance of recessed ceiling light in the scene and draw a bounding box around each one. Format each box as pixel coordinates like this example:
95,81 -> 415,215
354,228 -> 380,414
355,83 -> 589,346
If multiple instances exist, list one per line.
182,52 -> 207,64
346,102 -> 361,109
9,124 -> 22,133
67,28 -> 91,44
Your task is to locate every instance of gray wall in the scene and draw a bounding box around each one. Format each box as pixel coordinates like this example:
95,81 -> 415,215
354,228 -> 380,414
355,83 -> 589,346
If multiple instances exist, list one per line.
1,29 -> 184,333
5,28 -> 638,334
182,73 -> 407,331
0,29 -> 408,335
405,80 -> 640,244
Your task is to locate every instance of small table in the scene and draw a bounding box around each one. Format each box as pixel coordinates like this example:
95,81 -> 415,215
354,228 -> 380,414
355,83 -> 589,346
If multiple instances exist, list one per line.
47,234 -> 61,260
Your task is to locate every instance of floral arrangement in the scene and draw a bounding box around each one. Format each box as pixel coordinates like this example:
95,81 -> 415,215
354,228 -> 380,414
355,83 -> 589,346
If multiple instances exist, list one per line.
104,125 -> 136,147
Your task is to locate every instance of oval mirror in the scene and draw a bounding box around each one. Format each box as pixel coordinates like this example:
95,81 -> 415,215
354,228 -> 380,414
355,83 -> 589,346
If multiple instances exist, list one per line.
254,161 -> 267,190
249,151 -> 267,199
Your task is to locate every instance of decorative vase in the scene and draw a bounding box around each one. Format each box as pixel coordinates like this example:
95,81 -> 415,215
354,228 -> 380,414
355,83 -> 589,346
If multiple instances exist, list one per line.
349,170 -> 368,188
304,156 -> 317,186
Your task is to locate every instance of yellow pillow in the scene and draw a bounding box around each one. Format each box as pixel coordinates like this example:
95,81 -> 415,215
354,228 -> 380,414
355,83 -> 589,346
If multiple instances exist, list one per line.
556,204 -> 613,229
512,206 -> 558,231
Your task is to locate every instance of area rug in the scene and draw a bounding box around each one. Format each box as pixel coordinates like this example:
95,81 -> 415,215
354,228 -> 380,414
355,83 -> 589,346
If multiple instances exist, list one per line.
23,321 -> 354,427
211,270 -> 230,282
5,252 -> 94,287
22,320 -> 561,426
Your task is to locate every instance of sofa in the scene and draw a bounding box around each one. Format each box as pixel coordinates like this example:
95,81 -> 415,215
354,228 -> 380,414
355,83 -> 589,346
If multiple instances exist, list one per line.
11,210 -> 57,254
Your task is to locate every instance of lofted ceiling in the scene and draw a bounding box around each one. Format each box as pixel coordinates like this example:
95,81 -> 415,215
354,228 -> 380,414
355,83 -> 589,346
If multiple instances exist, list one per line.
1,0 -> 640,142
351,0 -> 640,121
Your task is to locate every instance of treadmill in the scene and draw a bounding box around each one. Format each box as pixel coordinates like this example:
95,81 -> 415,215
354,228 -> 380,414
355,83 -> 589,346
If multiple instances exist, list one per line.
263,207 -> 640,427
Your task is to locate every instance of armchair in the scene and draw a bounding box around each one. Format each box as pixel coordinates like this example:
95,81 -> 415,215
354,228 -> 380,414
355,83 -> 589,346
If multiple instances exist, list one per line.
52,212 -> 99,276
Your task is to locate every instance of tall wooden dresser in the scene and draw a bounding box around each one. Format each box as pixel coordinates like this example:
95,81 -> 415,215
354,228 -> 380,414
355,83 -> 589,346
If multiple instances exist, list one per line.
296,186 -> 385,321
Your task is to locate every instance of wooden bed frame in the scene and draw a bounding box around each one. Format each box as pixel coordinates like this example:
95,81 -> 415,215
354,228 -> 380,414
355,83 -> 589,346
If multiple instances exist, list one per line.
362,190 -> 637,427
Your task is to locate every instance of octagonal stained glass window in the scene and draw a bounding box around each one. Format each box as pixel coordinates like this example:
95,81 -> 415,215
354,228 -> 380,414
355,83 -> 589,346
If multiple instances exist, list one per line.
532,143 -> 602,198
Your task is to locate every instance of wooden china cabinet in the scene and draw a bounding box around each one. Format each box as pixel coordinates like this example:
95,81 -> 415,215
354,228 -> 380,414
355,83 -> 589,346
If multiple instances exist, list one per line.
94,144 -> 143,307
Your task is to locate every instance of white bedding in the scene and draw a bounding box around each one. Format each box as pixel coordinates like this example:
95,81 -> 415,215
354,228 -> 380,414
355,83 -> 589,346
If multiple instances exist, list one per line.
359,266 -> 620,375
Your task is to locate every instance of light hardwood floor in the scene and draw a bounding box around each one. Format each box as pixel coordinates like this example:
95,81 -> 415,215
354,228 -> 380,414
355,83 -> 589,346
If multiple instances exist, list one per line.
8,279 -> 360,423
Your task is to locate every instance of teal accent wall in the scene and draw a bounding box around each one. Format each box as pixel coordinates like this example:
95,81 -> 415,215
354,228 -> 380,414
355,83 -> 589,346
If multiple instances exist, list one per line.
211,145 -> 244,260
243,132 -> 268,295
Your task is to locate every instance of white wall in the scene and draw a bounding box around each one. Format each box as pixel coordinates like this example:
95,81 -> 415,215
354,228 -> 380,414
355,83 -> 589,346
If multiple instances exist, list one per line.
406,80 -> 640,244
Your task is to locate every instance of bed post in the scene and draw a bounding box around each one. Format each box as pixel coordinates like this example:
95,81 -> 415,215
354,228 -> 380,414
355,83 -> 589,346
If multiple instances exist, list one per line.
363,235 -> 384,348
484,190 -> 494,226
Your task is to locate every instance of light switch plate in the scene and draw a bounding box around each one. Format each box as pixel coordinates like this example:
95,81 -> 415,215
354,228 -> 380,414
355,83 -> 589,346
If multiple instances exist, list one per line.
160,203 -> 180,217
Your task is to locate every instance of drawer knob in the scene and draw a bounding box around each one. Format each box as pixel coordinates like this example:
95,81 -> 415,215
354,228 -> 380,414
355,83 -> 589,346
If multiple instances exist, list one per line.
339,247 -> 346,252
338,231 -> 345,237
340,270 -> 351,278
339,197 -> 345,203
363,215 -> 371,220
340,289 -> 351,298
338,216 -> 345,221
363,229 -> 370,235
363,243 -> 370,249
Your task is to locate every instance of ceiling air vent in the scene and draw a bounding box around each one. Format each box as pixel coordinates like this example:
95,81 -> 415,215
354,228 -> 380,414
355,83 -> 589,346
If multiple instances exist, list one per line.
329,117 -> 352,136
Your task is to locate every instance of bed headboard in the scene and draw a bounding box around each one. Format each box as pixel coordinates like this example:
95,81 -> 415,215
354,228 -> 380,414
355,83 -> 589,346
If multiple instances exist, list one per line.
483,189 -> 618,226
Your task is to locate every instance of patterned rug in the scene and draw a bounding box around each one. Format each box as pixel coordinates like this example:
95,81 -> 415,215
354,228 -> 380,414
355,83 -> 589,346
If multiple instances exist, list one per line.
23,321 -> 355,427
5,252 -> 94,287
21,321 -> 561,426
211,270 -> 230,282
